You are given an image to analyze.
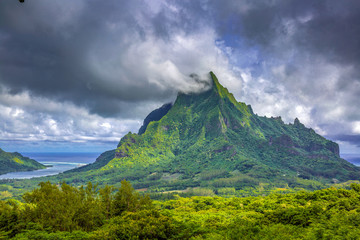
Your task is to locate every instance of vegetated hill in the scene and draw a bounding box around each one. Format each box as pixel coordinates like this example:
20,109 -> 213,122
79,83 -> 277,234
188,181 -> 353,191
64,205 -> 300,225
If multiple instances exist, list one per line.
0,148 -> 45,175
67,71 -> 358,192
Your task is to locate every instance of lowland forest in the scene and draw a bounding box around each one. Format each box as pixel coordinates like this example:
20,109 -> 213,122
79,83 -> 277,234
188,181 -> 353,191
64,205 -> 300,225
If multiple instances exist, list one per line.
2,180 -> 360,239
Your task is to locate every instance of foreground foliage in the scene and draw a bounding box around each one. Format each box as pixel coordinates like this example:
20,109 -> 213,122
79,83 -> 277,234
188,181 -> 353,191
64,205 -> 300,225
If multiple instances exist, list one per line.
2,181 -> 360,239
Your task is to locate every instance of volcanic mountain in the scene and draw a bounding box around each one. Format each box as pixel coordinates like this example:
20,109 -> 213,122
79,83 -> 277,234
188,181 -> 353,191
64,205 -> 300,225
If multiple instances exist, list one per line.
70,72 -> 359,192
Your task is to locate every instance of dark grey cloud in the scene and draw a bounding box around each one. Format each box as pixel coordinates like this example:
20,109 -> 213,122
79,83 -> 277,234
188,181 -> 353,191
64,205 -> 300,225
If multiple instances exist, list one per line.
240,1 -> 359,71
0,0 -> 215,118
329,135 -> 360,148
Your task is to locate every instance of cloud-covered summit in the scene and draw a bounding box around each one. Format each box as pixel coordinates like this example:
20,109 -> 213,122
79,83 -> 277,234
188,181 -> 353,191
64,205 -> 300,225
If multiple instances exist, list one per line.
0,0 -> 359,153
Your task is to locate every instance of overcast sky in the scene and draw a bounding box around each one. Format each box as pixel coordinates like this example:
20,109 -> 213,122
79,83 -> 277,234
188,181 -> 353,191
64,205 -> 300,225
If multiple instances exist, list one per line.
0,0 -> 359,156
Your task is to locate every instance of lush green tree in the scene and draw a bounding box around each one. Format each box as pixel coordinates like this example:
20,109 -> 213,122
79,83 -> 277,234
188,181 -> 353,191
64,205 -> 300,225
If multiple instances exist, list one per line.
92,210 -> 177,240
113,180 -> 152,216
23,181 -> 81,231
73,182 -> 104,231
99,185 -> 115,219
0,199 -> 22,238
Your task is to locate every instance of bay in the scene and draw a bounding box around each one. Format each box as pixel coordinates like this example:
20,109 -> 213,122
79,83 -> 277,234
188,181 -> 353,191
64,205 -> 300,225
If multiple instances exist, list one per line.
0,152 -> 99,180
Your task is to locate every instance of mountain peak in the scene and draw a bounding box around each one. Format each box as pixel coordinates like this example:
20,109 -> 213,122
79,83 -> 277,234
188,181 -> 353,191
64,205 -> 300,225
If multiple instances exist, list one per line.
209,72 -> 238,102
210,71 -> 220,89
209,71 -> 227,95
208,72 -> 252,117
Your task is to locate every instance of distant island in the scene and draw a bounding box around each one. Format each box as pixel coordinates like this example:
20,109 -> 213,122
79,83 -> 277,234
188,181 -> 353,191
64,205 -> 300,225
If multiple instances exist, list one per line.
0,148 -> 45,175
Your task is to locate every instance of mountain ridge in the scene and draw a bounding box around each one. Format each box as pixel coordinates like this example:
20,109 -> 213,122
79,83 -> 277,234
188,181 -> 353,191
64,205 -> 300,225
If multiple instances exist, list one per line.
75,71 -> 358,191
54,71 -> 360,195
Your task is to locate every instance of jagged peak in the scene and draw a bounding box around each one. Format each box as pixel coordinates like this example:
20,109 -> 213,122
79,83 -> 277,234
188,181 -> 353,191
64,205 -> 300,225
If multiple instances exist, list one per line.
210,71 -> 228,96
138,103 -> 172,135
161,72 -> 253,132
209,72 -> 252,116
247,105 -> 254,114
176,72 -> 233,99
209,72 -> 239,102
293,117 -> 306,128
210,71 -> 220,88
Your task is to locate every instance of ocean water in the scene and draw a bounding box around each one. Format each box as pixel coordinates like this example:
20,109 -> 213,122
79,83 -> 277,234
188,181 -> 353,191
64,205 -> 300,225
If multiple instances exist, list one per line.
0,152 -> 99,180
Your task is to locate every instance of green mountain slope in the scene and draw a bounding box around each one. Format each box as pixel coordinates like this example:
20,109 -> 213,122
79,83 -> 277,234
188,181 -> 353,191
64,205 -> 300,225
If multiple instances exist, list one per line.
76,71 -> 358,191
0,148 -> 45,175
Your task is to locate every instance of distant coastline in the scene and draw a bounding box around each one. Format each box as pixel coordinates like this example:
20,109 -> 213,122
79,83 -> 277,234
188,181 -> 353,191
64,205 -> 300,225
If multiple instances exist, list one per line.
1,152 -> 359,180
0,152 -> 99,180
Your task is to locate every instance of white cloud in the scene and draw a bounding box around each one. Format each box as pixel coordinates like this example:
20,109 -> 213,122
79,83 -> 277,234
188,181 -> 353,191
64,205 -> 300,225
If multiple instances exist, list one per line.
353,122 -> 360,134
0,89 -> 140,143
88,26 -> 239,96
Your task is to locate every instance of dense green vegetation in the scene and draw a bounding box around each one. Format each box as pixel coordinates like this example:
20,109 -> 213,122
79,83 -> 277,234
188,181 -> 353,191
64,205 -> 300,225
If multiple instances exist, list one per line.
2,181 -> 360,239
0,148 -> 45,175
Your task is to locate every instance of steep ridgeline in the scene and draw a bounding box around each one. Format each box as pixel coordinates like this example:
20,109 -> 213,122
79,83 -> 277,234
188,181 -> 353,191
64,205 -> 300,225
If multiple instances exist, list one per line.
81,72 -> 359,191
138,103 -> 172,135
0,148 -> 45,175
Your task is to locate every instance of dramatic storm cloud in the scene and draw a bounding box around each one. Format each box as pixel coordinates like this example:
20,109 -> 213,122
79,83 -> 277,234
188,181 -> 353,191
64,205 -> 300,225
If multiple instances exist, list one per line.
0,0 -> 359,154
